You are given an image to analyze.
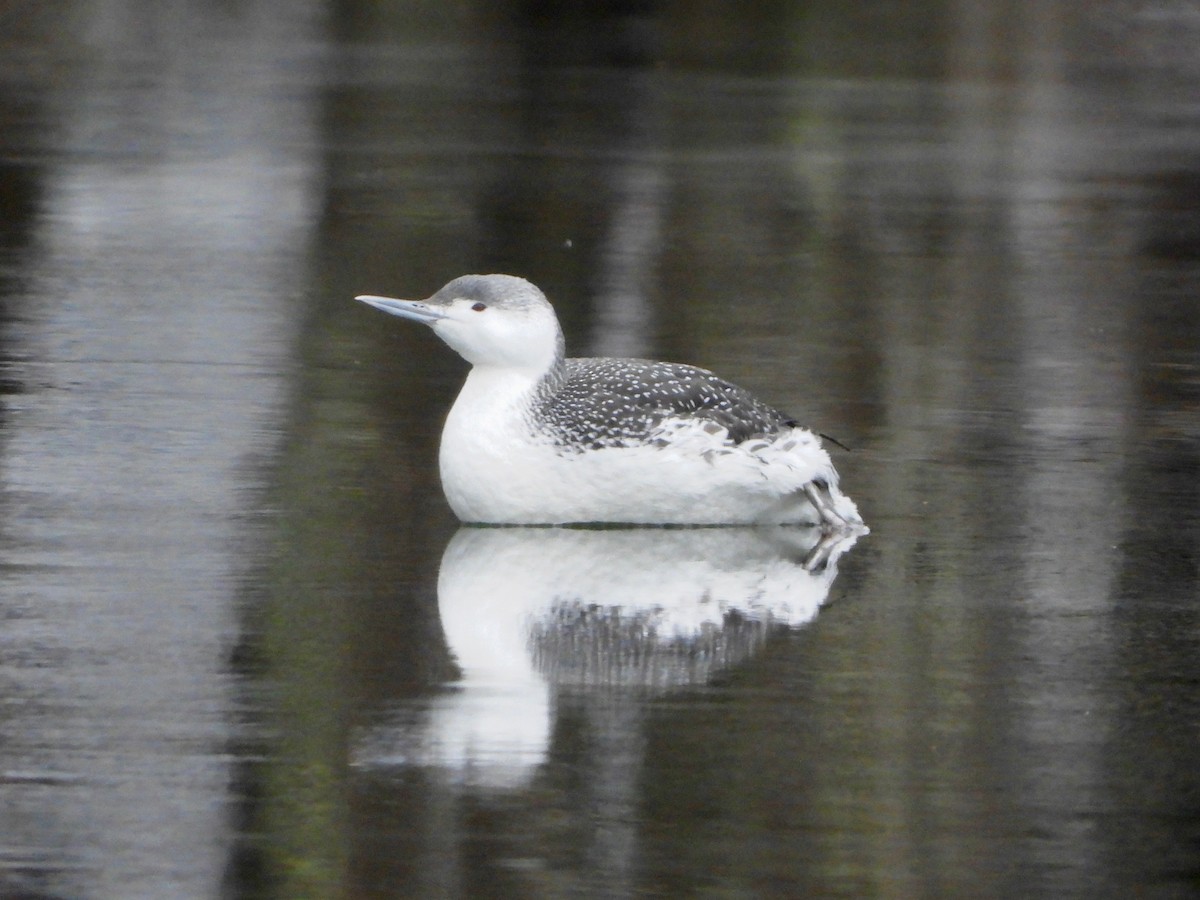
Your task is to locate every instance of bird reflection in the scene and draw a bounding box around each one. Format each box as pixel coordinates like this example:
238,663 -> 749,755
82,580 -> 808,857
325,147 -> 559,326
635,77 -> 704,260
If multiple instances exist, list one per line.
353,525 -> 861,787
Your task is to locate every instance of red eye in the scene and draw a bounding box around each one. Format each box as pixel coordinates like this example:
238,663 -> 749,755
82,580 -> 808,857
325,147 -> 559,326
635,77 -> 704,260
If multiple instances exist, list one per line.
472,302 -> 487,312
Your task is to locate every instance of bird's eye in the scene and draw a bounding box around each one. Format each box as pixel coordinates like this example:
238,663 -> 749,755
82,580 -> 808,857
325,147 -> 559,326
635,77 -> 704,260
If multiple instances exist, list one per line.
471,302 -> 487,312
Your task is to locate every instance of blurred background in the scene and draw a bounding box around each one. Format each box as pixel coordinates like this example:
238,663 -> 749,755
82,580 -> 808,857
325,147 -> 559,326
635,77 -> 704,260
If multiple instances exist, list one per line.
1,1 -> 1198,898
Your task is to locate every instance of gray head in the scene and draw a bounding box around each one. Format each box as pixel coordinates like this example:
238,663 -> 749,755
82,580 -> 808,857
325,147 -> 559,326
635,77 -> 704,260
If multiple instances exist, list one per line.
357,274 -> 565,371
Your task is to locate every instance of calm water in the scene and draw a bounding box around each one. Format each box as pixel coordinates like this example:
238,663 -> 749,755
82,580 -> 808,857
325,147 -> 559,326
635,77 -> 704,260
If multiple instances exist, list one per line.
1,2 -> 1199,898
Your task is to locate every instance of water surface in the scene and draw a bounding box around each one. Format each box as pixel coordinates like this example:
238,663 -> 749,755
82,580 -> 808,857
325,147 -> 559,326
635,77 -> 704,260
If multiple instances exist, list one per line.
1,2 -> 1198,898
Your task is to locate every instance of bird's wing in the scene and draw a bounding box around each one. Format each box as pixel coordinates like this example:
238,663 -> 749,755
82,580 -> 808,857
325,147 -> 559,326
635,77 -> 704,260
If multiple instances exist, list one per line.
536,358 -> 794,449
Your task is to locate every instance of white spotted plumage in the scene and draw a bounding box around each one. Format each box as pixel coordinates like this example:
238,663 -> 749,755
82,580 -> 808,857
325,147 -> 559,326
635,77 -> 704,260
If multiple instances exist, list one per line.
357,274 -> 865,528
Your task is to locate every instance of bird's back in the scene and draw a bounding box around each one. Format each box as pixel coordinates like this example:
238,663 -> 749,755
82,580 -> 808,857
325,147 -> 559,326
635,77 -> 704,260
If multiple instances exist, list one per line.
534,357 -> 795,451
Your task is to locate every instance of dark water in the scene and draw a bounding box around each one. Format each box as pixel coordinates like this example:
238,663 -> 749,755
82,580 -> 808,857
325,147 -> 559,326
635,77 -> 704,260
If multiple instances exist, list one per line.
2,2 -> 1199,898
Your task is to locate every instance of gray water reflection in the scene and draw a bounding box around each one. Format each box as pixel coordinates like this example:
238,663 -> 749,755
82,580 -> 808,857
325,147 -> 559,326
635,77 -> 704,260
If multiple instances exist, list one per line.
0,2 -> 323,897
354,526 -> 859,789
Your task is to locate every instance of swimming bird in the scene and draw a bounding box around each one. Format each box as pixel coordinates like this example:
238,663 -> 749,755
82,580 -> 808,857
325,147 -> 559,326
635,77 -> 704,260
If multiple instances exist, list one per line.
356,275 -> 864,528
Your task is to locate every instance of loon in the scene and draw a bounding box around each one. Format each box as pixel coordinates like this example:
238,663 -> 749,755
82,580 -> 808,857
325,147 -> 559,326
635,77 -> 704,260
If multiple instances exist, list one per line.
356,274 -> 864,528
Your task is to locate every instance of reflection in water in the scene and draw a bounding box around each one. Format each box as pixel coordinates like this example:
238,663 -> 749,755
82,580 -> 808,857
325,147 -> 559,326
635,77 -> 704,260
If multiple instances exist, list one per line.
0,3 -> 324,898
354,526 -> 859,788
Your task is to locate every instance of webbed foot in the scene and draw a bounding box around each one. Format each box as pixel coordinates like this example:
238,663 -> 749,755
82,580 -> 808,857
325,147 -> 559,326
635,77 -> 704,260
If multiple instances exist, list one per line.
803,480 -> 855,532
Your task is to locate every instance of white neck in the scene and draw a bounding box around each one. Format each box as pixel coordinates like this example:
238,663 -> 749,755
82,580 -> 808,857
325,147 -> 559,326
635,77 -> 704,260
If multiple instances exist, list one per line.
438,365 -> 550,522
445,365 -> 544,435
